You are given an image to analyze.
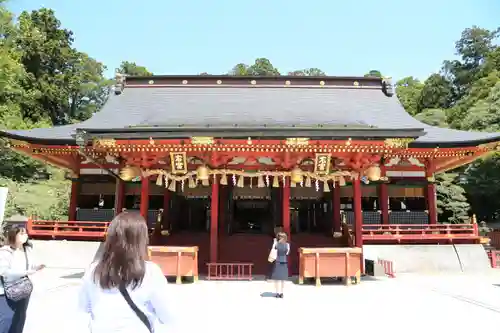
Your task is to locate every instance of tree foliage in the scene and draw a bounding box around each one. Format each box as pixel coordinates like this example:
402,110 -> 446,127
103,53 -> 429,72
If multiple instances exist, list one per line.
435,173 -> 470,223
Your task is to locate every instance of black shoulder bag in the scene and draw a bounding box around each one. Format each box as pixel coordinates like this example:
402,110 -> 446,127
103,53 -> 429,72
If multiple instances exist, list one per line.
118,283 -> 152,333
1,247 -> 34,302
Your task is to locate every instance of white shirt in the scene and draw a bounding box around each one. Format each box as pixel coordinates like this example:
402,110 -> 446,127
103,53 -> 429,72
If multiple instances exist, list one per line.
77,261 -> 174,333
0,245 -> 38,295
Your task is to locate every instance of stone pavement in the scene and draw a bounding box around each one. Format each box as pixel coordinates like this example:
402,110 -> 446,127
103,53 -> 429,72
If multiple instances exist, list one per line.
23,269 -> 500,333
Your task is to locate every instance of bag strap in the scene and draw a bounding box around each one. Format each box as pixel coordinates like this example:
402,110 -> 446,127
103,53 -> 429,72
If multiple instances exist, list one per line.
23,245 -> 29,270
118,283 -> 152,333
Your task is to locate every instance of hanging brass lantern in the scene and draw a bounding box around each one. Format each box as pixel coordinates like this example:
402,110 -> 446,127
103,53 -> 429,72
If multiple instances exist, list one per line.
290,166 -> 303,184
365,165 -> 381,182
196,165 -> 210,181
119,166 -> 141,181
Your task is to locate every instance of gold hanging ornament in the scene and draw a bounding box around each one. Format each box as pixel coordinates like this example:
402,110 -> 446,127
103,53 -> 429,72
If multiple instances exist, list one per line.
156,174 -> 163,186
272,176 -> 279,188
305,176 -> 312,188
168,180 -> 177,192
119,166 -> 141,181
202,179 -> 210,186
188,176 -> 197,188
220,174 -> 228,185
257,175 -> 265,188
339,176 -> 346,187
291,166 -> 303,184
237,175 -> 245,188
290,181 -> 296,188
196,165 -> 210,181
365,165 -> 382,182
323,181 -> 330,192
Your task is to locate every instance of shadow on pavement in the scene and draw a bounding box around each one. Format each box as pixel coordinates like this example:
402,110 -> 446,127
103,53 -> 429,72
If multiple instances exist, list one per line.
61,272 -> 85,279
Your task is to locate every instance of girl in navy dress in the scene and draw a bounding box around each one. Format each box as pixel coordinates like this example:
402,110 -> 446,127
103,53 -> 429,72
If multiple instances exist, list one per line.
270,232 -> 290,298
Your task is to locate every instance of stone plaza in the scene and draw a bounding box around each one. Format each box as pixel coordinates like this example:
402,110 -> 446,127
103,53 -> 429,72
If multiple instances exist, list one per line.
24,269 -> 500,333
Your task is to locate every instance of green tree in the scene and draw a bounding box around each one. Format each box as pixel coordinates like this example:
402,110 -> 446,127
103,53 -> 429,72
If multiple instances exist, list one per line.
460,81 -> 500,132
67,52 -> 112,122
442,26 -> 500,103
364,70 -> 382,78
116,61 -> 152,76
417,74 -> 453,113
288,68 -> 325,76
435,173 -> 471,223
229,58 -> 280,76
447,70 -> 500,129
463,153 -> 500,221
395,76 -> 424,115
415,108 -> 448,127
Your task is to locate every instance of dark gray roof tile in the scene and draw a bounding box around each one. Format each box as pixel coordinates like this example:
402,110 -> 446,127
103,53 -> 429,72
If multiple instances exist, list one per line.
2,85 -> 499,146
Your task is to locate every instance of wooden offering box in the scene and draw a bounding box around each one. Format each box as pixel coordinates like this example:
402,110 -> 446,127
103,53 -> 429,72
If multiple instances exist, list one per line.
148,246 -> 199,284
298,247 -> 362,286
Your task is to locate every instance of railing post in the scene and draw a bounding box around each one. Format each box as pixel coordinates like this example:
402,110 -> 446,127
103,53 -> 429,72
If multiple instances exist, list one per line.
26,217 -> 33,234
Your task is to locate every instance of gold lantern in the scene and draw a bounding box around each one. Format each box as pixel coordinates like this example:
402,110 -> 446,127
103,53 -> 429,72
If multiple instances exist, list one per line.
365,165 -> 381,182
119,166 -> 141,181
196,165 -> 210,181
290,166 -> 303,184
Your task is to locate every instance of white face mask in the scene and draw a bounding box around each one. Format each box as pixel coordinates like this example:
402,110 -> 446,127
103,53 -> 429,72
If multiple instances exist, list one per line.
18,234 -> 28,244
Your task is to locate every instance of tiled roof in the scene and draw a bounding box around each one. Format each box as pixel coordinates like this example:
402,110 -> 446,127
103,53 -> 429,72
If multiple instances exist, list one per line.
2,76 -> 499,146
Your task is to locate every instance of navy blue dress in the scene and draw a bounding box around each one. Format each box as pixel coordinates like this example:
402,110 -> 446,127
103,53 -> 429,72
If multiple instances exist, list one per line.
270,242 -> 289,280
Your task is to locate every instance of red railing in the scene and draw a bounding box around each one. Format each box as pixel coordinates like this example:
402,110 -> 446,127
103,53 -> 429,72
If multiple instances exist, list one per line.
362,224 -> 479,243
26,220 -> 480,245
206,263 -> 253,280
488,250 -> 500,268
378,259 -> 396,278
27,219 -> 109,239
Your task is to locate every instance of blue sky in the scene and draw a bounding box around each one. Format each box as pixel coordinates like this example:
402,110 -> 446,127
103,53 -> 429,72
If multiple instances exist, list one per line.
8,0 -> 500,81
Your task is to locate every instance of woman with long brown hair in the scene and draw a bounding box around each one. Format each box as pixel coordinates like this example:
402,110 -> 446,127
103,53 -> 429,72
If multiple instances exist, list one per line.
77,211 -> 172,333
0,225 -> 45,333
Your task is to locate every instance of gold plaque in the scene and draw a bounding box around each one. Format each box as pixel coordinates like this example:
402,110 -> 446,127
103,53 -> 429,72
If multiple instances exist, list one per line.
384,138 -> 414,149
170,152 -> 188,174
191,137 -> 214,145
92,139 -> 116,148
314,153 -> 331,175
285,138 -> 309,146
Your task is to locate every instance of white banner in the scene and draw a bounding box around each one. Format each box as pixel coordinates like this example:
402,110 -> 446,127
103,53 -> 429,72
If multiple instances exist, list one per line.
0,187 -> 8,224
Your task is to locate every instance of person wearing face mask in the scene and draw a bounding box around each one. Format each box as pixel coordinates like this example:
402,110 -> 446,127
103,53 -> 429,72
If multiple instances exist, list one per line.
0,226 -> 45,333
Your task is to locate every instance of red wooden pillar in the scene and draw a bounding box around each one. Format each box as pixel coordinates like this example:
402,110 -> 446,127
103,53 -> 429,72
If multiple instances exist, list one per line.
162,188 -> 170,229
378,165 -> 389,224
425,160 -> 437,224
114,178 -> 125,216
210,176 -> 219,263
379,183 -> 389,224
282,178 -> 291,239
353,177 -> 363,247
332,183 -> 341,232
140,175 -> 150,220
426,184 -> 437,224
68,179 -> 79,221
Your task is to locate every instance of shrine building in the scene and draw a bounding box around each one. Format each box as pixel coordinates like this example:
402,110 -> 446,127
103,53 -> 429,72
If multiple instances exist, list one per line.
2,74 -> 499,275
